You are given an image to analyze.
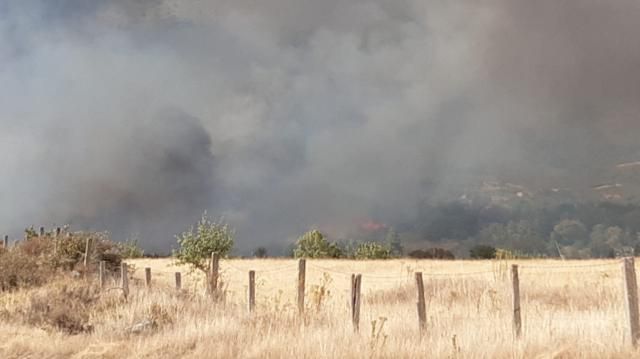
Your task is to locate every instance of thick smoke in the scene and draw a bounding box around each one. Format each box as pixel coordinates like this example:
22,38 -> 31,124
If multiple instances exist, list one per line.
2,1 -> 640,252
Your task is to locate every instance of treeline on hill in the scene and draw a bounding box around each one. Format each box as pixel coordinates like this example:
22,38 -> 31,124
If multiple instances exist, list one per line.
285,200 -> 640,260
401,199 -> 640,259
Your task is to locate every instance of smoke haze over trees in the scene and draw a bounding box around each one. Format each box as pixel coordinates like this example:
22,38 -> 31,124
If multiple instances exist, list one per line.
3,1 -> 640,254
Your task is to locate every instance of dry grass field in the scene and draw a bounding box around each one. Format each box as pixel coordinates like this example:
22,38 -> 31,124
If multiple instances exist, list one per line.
0,258 -> 638,358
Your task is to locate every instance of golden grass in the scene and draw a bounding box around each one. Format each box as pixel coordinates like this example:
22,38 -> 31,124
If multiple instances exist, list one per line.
0,258 -> 638,358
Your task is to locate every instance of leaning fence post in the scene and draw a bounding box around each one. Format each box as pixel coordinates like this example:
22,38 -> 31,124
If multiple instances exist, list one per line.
83,237 -> 91,268
210,252 -> 220,297
175,272 -> 182,291
511,264 -> 522,339
415,272 -> 427,334
623,257 -> 640,347
145,267 -> 152,288
351,274 -> 362,332
121,262 -> 129,299
248,270 -> 256,313
99,261 -> 106,288
298,259 -> 306,315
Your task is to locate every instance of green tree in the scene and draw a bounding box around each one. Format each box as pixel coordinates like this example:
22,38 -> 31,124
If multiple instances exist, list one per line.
293,230 -> 342,258
478,220 -> 547,255
118,236 -> 144,259
354,242 -> 391,259
550,219 -> 588,246
174,213 -> 235,273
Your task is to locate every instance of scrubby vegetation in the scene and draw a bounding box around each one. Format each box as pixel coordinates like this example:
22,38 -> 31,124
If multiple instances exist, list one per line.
469,245 -> 497,259
407,248 -> 455,259
174,213 -> 235,273
354,242 -> 392,259
0,229 -> 127,292
293,230 -> 342,258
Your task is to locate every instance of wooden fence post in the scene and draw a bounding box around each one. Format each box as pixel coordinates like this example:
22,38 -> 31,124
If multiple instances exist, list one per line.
351,274 -> 362,332
248,270 -> 256,313
121,262 -> 129,299
210,252 -> 220,297
145,267 -> 152,288
298,259 -> 306,315
175,272 -> 182,291
415,272 -> 427,333
99,261 -> 106,288
3,235 -> 8,248
55,227 -> 61,237
623,257 -> 640,347
511,264 -> 522,339
83,237 -> 91,268
39,227 -> 45,237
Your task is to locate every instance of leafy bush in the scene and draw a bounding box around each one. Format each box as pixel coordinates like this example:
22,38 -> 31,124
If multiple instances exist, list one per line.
174,213 -> 235,273
354,242 -> 392,259
408,248 -> 455,260
294,230 -> 342,258
495,248 -> 540,259
52,231 -> 123,272
469,245 -> 496,259
118,237 -> 145,259
0,230 -> 125,291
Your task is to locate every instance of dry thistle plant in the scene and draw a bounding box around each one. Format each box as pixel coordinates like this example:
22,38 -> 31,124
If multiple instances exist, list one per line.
369,316 -> 388,358
309,272 -> 333,313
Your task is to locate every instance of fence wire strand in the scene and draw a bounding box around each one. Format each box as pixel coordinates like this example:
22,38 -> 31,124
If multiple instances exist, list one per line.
219,260 -> 624,281
307,263 -> 497,279
221,262 -> 297,274
520,260 -> 620,270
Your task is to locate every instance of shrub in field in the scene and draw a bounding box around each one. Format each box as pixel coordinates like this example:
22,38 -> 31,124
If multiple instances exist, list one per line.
294,230 -> 342,258
118,237 -> 145,259
408,248 -> 455,259
26,283 -> 101,334
0,229 -> 125,291
469,245 -> 497,259
0,249 -> 51,291
174,213 -> 235,273
495,248 -> 539,259
354,242 -> 392,259
52,231 -> 123,272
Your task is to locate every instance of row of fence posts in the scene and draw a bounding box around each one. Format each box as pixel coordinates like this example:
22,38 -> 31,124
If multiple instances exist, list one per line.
104,255 -> 640,348
4,233 -> 640,348
2,228 -> 77,249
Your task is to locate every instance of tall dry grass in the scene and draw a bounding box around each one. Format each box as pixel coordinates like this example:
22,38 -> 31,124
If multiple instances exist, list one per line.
0,258 -> 637,358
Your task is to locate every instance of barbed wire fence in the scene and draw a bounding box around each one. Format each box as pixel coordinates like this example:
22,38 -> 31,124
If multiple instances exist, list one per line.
111,256 -> 639,348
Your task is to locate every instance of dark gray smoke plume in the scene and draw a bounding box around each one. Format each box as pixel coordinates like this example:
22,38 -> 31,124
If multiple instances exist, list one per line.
2,1 -> 640,252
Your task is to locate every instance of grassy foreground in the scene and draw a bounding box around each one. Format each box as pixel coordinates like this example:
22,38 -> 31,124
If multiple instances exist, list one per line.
0,258 -> 637,358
